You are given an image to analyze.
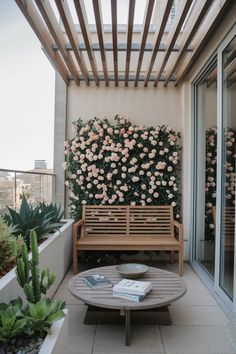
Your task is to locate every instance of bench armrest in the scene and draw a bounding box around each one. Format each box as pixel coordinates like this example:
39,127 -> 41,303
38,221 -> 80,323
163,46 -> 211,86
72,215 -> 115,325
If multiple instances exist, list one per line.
172,220 -> 184,244
73,219 -> 85,241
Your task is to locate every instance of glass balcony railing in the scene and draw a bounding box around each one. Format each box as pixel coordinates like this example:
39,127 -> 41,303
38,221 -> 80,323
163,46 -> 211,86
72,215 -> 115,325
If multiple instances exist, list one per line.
0,168 -> 56,214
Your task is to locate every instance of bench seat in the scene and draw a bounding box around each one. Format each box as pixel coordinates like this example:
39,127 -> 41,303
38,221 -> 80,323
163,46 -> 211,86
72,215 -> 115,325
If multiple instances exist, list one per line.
73,205 -> 184,275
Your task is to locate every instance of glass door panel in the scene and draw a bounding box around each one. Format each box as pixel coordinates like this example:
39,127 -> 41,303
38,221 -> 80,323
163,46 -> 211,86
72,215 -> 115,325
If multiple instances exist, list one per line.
195,60 -> 217,278
219,36 -> 236,300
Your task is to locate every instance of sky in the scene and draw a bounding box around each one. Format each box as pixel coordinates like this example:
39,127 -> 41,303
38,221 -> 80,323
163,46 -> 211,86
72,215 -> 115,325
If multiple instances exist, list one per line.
0,0 -> 55,171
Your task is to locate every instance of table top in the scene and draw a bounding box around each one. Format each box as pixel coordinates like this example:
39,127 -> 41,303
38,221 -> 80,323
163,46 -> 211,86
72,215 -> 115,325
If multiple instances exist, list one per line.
68,265 -> 187,310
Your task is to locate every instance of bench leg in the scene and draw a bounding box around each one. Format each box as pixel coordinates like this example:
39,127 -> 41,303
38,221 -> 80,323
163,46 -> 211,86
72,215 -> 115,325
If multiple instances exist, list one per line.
125,310 -> 131,346
73,248 -> 78,275
178,248 -> 183,276
170,251 -> 175,264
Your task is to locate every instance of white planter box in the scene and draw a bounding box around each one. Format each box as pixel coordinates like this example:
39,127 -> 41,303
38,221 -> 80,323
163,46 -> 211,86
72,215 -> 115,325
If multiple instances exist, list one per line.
0,219 -> 74,303
39,309 -> 68,354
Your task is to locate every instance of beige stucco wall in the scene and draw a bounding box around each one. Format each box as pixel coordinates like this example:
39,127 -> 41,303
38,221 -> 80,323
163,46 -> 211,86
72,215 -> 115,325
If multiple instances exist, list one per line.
66,82 -> 182,138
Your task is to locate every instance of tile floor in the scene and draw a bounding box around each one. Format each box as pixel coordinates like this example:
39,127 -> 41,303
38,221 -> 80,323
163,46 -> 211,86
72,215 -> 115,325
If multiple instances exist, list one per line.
54,263 -> 236,354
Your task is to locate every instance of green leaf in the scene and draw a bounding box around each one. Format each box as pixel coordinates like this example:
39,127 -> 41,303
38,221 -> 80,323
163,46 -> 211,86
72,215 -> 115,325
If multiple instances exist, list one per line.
47,310 -> 65,324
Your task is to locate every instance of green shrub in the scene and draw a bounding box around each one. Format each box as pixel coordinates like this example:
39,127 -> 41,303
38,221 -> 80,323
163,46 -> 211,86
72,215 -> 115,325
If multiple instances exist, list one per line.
0,218 -> 23,274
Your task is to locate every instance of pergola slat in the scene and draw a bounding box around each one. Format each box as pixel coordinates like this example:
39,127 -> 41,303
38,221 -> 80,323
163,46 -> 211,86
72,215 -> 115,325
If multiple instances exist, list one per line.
92,0 -> 109,86
74,0 -> 99,86
55,0 -> 89,85
154,0 -> 194,87
175,0 -> 231,86
125,0 -> 136,87
15,0 -> 69,85
164,0 -> 213,87
35,0 -> 80,85
144,0 -> 174,88
134,0 -> 155,87
111,0 -> 118,86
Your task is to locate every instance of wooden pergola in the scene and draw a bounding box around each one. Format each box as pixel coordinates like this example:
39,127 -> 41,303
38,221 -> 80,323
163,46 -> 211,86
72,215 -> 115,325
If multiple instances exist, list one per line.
15,0 -> 232,87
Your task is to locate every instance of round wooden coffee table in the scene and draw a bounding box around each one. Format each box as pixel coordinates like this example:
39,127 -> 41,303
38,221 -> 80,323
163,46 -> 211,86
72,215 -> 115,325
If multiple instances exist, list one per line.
69,265 -> 187,346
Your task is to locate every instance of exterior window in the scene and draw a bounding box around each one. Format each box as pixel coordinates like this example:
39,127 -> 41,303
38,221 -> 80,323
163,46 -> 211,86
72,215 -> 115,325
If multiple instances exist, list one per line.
194,59 -> 217,278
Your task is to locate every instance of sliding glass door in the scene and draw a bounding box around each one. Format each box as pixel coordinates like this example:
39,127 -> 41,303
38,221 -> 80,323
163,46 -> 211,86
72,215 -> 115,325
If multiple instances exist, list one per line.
194,59 -> 217,279
193,25 -> 236,314
218,35 -> 236,301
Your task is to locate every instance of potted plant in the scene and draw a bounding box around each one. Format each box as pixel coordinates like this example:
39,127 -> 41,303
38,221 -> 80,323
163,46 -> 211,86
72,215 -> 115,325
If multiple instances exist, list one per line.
0,230 -> 68,354
0,196 -> 74,303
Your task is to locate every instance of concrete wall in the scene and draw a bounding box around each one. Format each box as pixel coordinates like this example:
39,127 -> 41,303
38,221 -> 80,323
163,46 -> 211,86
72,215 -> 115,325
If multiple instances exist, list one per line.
66,83 -> 182,138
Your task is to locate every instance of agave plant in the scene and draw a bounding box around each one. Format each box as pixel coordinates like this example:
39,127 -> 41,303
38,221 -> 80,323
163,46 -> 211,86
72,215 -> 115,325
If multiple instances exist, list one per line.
4,194 -> 62,244
39,201 -> 64,223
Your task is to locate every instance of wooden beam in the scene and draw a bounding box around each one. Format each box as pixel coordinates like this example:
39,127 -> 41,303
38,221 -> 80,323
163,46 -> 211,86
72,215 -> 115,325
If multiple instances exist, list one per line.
175,0 -> 232,86
111,0 -> 118,86
15,0 -> 68,84
92,0 -> 109,86
134,0 -> 155,87
154,0 -> 194,86
164,0 -> 213,87
35,0 -> 80,85
74,0 -> 99,86
144,0 -> 174,87
55,0 -> 89,85
125,0 -> 136,87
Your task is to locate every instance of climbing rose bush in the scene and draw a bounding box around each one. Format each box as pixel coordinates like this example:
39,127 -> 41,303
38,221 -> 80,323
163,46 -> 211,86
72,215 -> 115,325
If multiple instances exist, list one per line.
64,115 -> 181,219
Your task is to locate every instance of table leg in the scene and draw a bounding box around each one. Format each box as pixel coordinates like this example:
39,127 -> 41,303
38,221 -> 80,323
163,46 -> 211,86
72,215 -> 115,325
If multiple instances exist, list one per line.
125,310 -> 131,346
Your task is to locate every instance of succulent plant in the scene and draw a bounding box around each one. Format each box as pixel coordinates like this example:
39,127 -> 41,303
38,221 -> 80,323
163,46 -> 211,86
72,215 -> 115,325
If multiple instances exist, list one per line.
0,298 -> 27,342
15,230 -> 56,303
4,194 -> 62,244
23,298 -> 65,336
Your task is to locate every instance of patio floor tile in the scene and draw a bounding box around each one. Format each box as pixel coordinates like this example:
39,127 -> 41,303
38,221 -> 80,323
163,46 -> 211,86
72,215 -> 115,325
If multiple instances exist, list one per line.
66,304 -> 88,324
93,325 -> 165,353
67,322 -> 96,354
173,288 -> 218,306
169,305 -> 229,326
160,325 -> 236,354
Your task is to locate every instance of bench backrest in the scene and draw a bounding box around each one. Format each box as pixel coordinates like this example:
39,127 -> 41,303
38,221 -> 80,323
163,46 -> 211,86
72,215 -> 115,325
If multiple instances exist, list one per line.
82,205 -> 174,237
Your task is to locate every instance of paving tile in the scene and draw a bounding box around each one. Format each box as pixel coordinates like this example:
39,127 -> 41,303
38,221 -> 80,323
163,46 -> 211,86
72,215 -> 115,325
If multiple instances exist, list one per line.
160,325 -> 236,354
53,284 -> 84,305
67,323 -> 96,354
169,305 -> 230,326
173,288 -> 218,306
93,325 -> 164,353
66,304 -> 88,324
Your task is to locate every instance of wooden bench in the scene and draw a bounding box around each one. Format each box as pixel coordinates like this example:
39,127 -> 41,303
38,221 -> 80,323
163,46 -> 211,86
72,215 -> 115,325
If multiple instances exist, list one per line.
73,205 -> 184,276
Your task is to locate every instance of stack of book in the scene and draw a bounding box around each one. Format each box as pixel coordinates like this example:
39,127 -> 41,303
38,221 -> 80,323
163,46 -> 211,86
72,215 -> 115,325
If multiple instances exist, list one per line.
113,279 -> 152,302
83,274 -> 112,289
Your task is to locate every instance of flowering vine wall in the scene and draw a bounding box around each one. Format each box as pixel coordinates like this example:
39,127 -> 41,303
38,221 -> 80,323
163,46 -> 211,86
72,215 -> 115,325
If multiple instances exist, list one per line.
64,115 -> 181,220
